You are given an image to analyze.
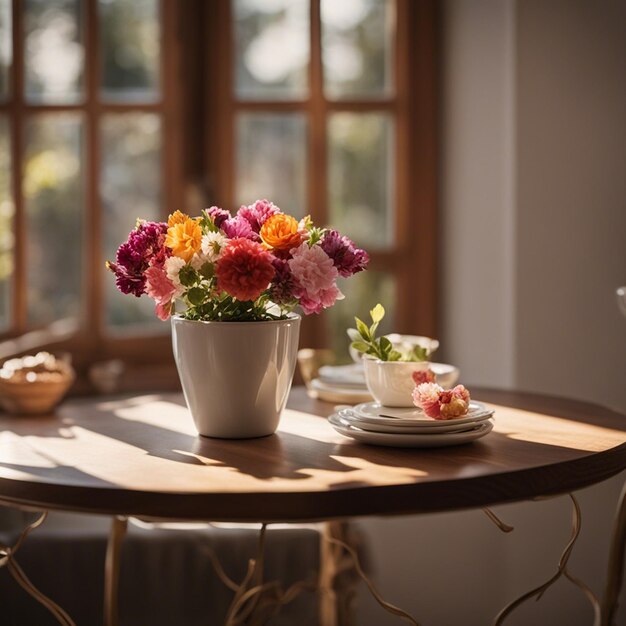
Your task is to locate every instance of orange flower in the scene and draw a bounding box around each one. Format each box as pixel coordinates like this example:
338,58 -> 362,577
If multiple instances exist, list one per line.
167,210 -> 190,227
165,219 -> 202,262
260,214 -> 303,251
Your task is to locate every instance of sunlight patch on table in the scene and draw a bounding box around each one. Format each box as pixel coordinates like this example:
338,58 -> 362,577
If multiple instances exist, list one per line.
490,404 -> 626,451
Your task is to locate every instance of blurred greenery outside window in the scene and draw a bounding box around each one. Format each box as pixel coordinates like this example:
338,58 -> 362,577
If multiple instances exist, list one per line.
1,0 -> 434,371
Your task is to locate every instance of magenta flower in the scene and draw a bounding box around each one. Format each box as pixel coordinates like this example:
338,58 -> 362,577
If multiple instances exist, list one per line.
206,206 -> 231,229
221,216 -> 259,241
237,199 -> 281,233
269,258 -> 298,305
107,221 -> 168,297
320,230 -> 369,277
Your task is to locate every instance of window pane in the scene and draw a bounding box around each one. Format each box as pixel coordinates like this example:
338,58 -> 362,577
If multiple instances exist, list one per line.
321,0 -> 393,99
0,0 -> 11,101
24,114 -> 83,326
99,0 -> 160,102
24,0 -> 84,104
325,270 -> 396,363
236,112 -> 307,217
101,113 -> 163,332
328,112 -> 393,248
0,115 -> 13,330
234,0 -> 309,100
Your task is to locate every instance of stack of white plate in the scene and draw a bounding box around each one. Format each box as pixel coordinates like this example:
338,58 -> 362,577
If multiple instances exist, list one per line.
328,401 -> 495,448
310,362 -> 461,404
309,364 -> 372,403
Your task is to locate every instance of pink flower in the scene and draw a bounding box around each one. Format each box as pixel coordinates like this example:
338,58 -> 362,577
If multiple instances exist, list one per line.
155,301 -> 173,321
145,265 -> 178,321
452,384 -> 470,404
221,216 -> 259,241
412,369 -> 435,386
237,199 -> 280,233
413,382 -> 442,418
145,266 -> 176,304
440,395 -> 469,419
215,237 -> 275,301
288,243 -> 343,314
412,381 -> 472,420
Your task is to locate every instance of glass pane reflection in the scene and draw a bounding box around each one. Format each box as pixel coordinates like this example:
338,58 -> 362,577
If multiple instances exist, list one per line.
321,0 -> 393,99
325,270 -> 396,363
234,0 -> 309,100
24,114 -> 83,326
328,112 -> 393,248
236,112 -> 307,218
0,0 -> 11,101
99,0 -> 160,102
101,113 -> 163,331
0,115 -> 13,330
25,0 -> 84,103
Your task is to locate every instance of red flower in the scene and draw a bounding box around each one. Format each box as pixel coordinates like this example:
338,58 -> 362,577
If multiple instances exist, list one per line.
215,238 -> 275,301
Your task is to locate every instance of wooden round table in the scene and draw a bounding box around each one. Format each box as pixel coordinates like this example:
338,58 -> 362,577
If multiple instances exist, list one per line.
1,387 -> 625,625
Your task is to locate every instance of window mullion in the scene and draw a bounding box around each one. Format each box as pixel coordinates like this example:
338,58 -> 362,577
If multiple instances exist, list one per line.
85,0 -> 103,347
308,0 -> 326,227
10,0 -> 25,335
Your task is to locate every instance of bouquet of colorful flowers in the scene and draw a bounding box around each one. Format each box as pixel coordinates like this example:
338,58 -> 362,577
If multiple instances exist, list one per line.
107,200 -> 369,322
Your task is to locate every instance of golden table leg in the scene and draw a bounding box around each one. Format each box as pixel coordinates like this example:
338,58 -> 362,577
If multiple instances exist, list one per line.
104,515 -> 128,626
0,510 -> 76,626
601,480 -> 626,626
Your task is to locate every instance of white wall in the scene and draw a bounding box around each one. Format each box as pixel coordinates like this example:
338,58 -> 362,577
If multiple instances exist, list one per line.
356,1 -> 626,624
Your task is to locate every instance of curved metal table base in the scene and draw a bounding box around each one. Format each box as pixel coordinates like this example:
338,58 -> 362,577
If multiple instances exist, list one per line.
2,487 -> 624,626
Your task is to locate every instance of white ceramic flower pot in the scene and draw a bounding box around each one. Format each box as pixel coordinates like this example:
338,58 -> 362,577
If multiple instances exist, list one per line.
362,358 -> 431,407
171,314 -> 301,438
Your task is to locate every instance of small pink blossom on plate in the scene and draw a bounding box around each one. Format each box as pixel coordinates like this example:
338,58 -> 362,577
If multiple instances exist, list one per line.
413,380 -> 472,420
412,369 -> 436,386
413,382 -> 442,418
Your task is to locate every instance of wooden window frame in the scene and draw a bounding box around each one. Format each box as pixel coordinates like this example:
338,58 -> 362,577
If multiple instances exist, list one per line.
1,0 -> 437,390
205,0 -> 438,350
1,0 -> 185,385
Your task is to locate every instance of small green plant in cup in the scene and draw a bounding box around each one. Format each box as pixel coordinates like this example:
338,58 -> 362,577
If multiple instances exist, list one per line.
348,304 -> 430,362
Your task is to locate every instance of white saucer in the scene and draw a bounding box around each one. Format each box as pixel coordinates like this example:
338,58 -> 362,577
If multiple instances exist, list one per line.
351,401 -> 493,427
337,408 -> 493,434
318,364 -> 367,387
317,362 -> 460,389
309,378 -> 373,403
328,414 -> 494,448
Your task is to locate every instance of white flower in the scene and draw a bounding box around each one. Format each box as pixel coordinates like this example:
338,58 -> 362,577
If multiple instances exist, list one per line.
164,256 -> 186,289
201,232 -> 227,262
189,252 -> 209,270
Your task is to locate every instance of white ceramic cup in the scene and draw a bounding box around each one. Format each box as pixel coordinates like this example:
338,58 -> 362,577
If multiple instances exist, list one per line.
362,358 -> 431,407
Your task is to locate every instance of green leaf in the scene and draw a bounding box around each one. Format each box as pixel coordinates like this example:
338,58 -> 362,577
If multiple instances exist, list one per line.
179,265 -> 198,287
379,336 -> 392,357
388,349 -> 403,362
200,209 -> 218,233
370,303 -> 385,324
411,345 -> 429,362
355,317 -> 371,341
187,287 -> 206,306
350,341 -> 371,354
369,320 -> 380,338
307,226 -> 325,247
198,262 -> 214,279
347,328 -> 361,342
